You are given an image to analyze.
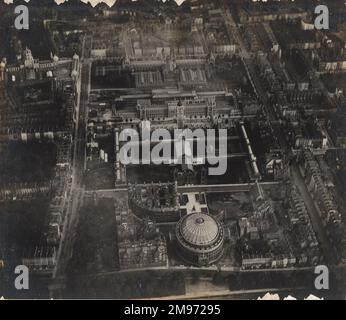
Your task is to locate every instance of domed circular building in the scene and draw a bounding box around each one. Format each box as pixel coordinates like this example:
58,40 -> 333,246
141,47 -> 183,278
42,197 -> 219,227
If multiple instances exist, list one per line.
175,213 -> 224,266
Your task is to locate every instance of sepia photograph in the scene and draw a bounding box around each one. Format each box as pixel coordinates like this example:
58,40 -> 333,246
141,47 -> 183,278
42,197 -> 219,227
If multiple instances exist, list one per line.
0,0 -> 346,304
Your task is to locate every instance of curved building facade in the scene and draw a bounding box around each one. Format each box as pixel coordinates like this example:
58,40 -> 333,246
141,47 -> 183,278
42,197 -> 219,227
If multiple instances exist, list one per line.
129,183 -> 180,223
175,213 -> 224,266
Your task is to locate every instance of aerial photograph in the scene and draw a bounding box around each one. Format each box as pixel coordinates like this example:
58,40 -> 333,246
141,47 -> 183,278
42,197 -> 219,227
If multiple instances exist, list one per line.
0,0 -> 346,301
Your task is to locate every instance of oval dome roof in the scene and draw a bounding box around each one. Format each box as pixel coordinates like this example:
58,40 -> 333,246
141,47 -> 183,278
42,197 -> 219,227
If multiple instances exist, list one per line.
179,213 -> 220,246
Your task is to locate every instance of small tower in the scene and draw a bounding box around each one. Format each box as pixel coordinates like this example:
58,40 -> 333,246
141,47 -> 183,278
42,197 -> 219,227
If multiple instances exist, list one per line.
23,47 -> 35,69
207,96 -> 216,118
137,102 -> 147,120
52,54 -> 59,64
165,54 -> 176,73
71,53 -> 79,79
73,53 -> 79,61
72,53 -> 79,70
0,59 -> 6,82
176,100 -> 185,129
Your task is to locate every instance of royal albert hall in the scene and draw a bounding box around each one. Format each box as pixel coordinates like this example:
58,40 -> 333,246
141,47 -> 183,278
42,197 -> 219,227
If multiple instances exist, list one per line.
175,212 -> 224,266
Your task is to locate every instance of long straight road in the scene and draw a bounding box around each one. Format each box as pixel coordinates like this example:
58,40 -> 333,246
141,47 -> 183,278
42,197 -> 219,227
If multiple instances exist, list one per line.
52,37 -> 92,290
53,62 -> 90,281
